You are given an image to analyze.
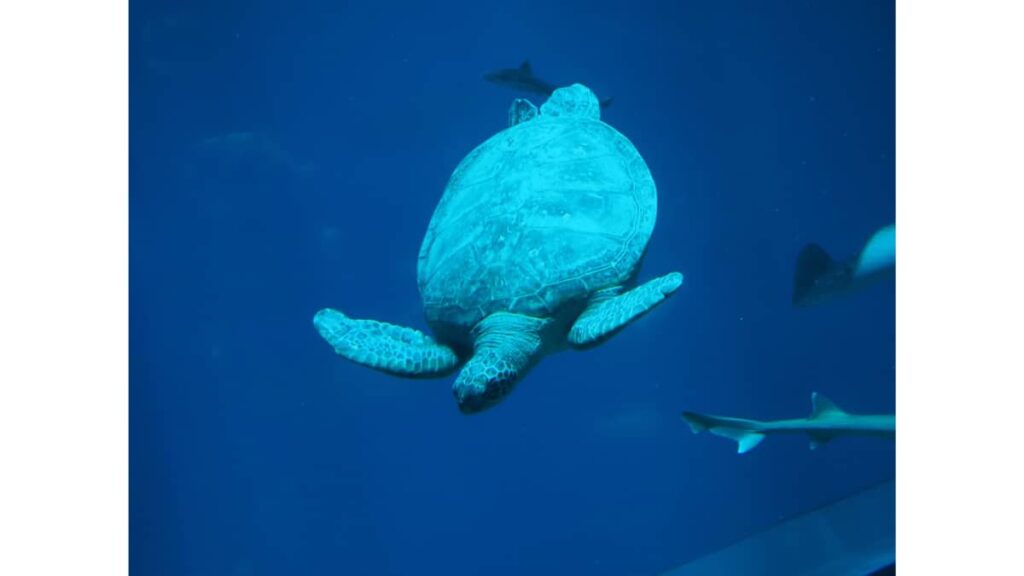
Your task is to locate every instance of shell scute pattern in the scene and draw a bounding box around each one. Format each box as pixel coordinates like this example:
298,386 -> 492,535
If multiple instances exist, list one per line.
417,92 -> 657,331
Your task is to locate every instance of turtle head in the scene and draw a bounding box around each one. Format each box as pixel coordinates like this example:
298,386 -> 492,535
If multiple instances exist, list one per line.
451,312 -> 549,415
452,355 -> 520,414
540,83 -> 601,121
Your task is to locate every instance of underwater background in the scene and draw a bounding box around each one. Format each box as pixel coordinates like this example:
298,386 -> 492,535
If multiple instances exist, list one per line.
130,0 -> 894,574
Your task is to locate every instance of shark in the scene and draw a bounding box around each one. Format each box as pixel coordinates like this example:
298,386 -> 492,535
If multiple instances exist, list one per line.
680,392 -> 895,454
483,60 -> 614,109
792,223 -> 895,307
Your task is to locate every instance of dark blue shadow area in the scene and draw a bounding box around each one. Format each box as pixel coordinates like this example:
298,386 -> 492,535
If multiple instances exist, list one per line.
130,1 -> 894,574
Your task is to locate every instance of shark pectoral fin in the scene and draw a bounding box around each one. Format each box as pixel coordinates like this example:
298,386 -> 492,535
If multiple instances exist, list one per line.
856,223 -> 896,277
808,431 -> 836,450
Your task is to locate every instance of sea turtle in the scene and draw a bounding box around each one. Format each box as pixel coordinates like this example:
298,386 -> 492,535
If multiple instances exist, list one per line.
314,83 -> 683,414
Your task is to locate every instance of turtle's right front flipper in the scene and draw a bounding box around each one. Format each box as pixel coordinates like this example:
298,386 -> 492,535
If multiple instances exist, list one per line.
313,308 -> 460,378
568,272 -> 684,349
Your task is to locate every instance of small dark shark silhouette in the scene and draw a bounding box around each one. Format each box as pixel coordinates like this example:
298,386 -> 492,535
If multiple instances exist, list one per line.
484,60 -> 613,109
792,223 -> 895,307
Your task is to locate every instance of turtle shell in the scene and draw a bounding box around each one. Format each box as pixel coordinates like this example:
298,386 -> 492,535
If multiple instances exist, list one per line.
417,88 -> 657,334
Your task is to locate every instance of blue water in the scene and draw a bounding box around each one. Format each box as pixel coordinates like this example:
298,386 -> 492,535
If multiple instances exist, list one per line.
130,1 -> 894,574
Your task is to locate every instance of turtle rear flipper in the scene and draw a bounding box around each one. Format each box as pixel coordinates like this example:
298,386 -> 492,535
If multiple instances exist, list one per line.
313,309 -> 460,378
568,272 -> 684,349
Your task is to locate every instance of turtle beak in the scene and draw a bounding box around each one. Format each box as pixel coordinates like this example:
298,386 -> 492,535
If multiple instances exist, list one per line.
452,377 -> 512,415
455,395 -> 492,415
453,383 -> 501,415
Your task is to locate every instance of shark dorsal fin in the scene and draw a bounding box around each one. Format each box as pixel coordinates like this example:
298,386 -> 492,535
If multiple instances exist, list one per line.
810,392 -> 846,419
792,243 -> 837,306
519,60 -> 532,75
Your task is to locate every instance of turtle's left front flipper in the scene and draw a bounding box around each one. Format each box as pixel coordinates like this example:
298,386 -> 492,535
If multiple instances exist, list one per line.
313,308 -> 460,378
568,272 -> 683,349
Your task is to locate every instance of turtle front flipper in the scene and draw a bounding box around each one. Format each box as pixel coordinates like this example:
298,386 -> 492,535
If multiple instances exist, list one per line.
313,308 -> 460,378
568,272 -> 684,349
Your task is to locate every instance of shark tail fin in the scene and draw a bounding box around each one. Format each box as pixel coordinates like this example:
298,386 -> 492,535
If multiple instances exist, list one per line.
680,411 -> 711,434
599,97 -> 614,109
792,243 -> 836,306
681,411 -> 766,454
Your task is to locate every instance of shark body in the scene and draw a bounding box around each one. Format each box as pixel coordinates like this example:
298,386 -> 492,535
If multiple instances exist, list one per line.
792,223 -> 895,307
484,60 -> 613,109
681,392 -> 895,454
